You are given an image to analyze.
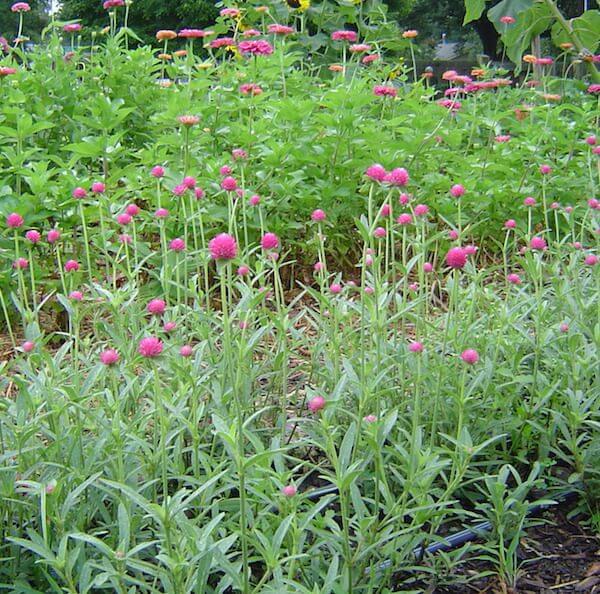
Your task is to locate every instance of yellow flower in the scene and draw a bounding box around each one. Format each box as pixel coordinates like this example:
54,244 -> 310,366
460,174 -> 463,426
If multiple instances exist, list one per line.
285,0 -> 310,12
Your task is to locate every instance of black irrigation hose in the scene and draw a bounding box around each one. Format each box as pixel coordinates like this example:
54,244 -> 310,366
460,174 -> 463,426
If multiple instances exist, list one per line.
295,483 -> 581,574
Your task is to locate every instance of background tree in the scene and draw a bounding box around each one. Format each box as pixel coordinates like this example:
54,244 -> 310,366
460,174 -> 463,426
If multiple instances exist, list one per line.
0,0 -> 50,41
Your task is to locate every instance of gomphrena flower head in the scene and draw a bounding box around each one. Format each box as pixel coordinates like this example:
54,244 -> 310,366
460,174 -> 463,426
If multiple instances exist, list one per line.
232,148 -> 248,160
155,208 -> 169,219
373,227 -> 386,239
69,290 -> 83,301
461,349 -> 479,364
138,337 -> 163,358
25,230 -> 40,243
91,181 -> 105,193
169,238 -> 186,252
364,414 -> 377,423
330,283 -> 342,294
125,204 -> 140,216
365,164 -> 387,182
163,321 -> 177,332
308,395 -> 326,412
151,165 -> 165,178
100,348 -> 120,366
72,187 -> 87,199
504,219 -> 516,229
414,204 -> 429,217
237,265 -> 250,276
423,262 -> 433,273
396,213 -> 412,226
539,164 -> 552,175
507,273 -> 522,285
450,184 -> 465,198
446,246 -> 467,269
261,232 -> 279,251
380,204 -> 391,217
13,258 -> 28,269
311,209 -> 326,222
22,340 -> 35,352
448,229 -> 459,240
385,167 -> 409,186
209,233 -> 237,260
523,196 -> 536,207
64,259 -> 80,272
47,229 -> 61,243
408,341 -> 424,353
147,298 -> 166,316
281,485 -> 297,497
584,254 -> 598,266
116,213 -> 132,226
221,176 -> 238,191
180,345 -> 193,357
530,236 -> 547,251
6,213 -> 24,228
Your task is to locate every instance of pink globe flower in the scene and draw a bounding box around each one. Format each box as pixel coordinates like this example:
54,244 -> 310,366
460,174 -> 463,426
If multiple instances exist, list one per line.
588,198 -> 599,209
314,261 -> 324,272
530,236 -> 547,251
13,258 -> 28,270
47,229 -> 61,243
311,209 -> 326,222
446,247 -> 467,269
155,208 -> 169,219
195,188 -> 205,200
119,234 -> 132,245
281,485 -> 297,497
147,298 -> 166,316
116,213 -> 132,226
308,395 -> 326,412
249,195 -> 261,206
64,260 -> 80,272
523,196 -> 536,207
373,226 -> 386,239
330,283 -> 342,294
100,348 -> 120,366
125,204 -> 140,216
414,204 -> 429,217
464,244 -> 478,256
363,414 -> 377,423
169,238 -> 186,252
220,165 -> 232,176
584,254 -> 598,266
365,164 -> 387,182
22,340 -> 35,353
559,323 -> 569,333
448,229 -> 459,240
6,213 -> 24,228
504,219 -> 516,230
163,321 -> 177,332
550,202 -> 560,210
25,230 -> 41,243
151,165 -> 165,178
138,337 -> 163,358
461,349 -> 479,364
232,148 -> 248,160
585,135 -> 596,146
409,341 -> 424,353
423,262 -> 433,273
237,265 -> 250,276
172,184 -> 187,197
385,167 -> 409,187
69,290 -> 83,301
539,164 -> 552,175
261,232 -> 279,251
221,176 -> 238,191
380,204 -> 391,217
92,182 -> 105,193
180,345 -> 193,357
209,233 -> 237,260
450,184 -> 465,198
507,273 -> 522,285
72,187 -> 87,200
399,193 -> 410,205
572,241 -> 582,249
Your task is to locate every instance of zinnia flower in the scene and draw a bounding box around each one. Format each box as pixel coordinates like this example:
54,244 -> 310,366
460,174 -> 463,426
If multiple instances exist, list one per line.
11,2 -> 31,12
331,30 -> 358,42
373,85 -> 397,97
238,39 -> 274,56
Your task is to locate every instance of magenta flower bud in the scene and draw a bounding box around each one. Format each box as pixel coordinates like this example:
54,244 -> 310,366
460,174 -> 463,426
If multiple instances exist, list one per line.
446,247 -> 467,269
504,219 -> 516,230
25,230 -> 41,243
281,485 -> 297,497
399,193 -> 410,205
249,194 -> 261,206
584,254 -> 598,266
119,233 -> 132,245
329,283 -> 342,294
169,238 -> 186,252
588,198 -> 599,209
585,135 -> 596,146
593,146 -> 600,155
155,208 -> 169,219
539,164 -> 552,175
195,187 -> 205,200
414,204 -> 429,217
559,323 -> 569,333
147,298 -> 166,315
69,290 -> 83,301
13,258 -> 28,270
237,265 -> 250,276
311,209 -> 326,222
221,176 -> 237,191
380,204 -> 391,217
507,273 -> 521,285
530,236 -> 547,251
72,187 -> 87,199
64,260 -> 80,272
365,164 -> 387,182
308,395 -> 325,413
550,202 -> 560,210
6,213 -> 24,228
100,348 -> 120,366
172,184 -> 187,197
138,337 -> 163,358
92,182 -> 105,194
363,414 -> 377,423
313,261 -> 324,272
409,341 -> 423,353
448,229 -> 459,240
365,255 -> 373,266
373,226 -> 386,239
238,320 -> 249,330
423,262 -> 433,273
125,203 -> 140,216
209,233 -> 237,260
47,229 -> 61,243
22,341 -> 35,353
396,213 -> 412,226
364,286 -> 374,294
464,244 -> 478,256
565,206 -> 573,214
180,344 -> 193,357
116,213 -> 132,226
151,165 -> 165,178
261,232 -> 280,251
232,148 -> 248,160
163,321 -> 177,332
572,241 -> 582,249
461,349 -> 479,365
220,165 -> 232,176
450,184 -> 465,198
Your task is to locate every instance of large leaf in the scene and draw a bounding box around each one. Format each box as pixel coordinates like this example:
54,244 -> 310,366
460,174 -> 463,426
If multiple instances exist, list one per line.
551,10 -> 600,52
488,0 -> 534,27
463,0 -> 487,24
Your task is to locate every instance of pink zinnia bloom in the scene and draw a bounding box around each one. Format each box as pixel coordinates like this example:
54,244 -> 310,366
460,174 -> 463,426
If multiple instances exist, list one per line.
64,23 -> 82,32
500,15 -> 515,24
47,229 -> 60,243
507,273 -> 521,285
64,260 -> 80,272
504,219 -> 516,230
6,213 -> 24,228
221,176 -> 238,191
169,238 -> 186,252
179,29 -> 208,39
414,204 -> 429,217
178,115 -> 200,127
138,337 -> 163,358
147,298 -> 166,315
530,236 -> 547,251
22,340 -> 35,352
311,209 -> 326,222
211,37 -> 236,49
72,187 -> 87,199
408,341 -> 423,353
240,83 -> 263,95
0,67 -> 17,77
450,184 -> 465,198
373,85 -> 397,98
155,208 -> 169,219
180,345 -> 193,357
100,348 -> 120,366
268,24 -> 294,35
261,232 -> 279,250
385,167 -> 409,186
461,349 -> 479,364
281,484 -> 297,497
69,290 -> 83,301
331,30 -> 357,42
220,7 -> 240,17
584,254 -> 598,266
308,395 -> 326,412
242,29 -> 261,38
92,182 -> 105,193
373,226 -> 386,239
365,164 -> 387,182
25,230 -> 40,243
446,247 -> 467,269
11,2 -> 31,12
537,57 -> 553,66
151,165 -> 165,178
238,40 -> 274,56
209,233 -> 237,260
13,258 -> 28,270
349,43 -> 371,53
